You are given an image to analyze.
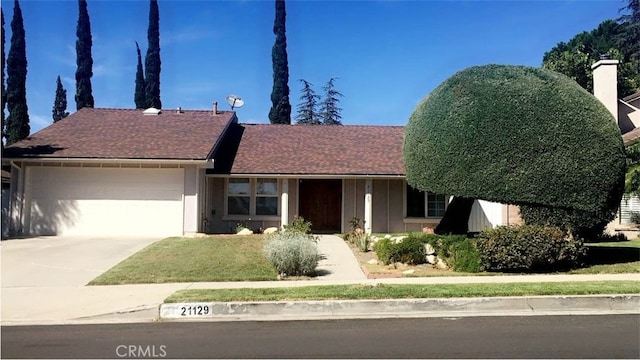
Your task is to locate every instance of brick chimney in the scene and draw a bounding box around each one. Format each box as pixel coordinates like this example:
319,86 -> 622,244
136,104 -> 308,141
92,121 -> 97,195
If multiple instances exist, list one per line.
591,56 -> 619,121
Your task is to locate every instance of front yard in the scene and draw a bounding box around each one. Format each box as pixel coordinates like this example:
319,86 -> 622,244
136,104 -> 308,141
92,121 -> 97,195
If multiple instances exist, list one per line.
89,236 -> 277,285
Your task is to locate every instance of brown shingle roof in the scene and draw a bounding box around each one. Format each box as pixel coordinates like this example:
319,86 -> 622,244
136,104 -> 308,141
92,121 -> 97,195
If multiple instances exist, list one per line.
212,123 -> 405,176
4,108 -> 235,160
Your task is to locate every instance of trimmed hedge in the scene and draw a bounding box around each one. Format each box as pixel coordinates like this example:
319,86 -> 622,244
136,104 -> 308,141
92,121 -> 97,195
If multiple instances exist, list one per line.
403,65 -> 626,227
476,225 -> 586,272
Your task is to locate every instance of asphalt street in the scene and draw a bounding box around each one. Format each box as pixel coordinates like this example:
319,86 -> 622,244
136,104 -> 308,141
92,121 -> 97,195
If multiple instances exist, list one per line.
2,314 -> 639,359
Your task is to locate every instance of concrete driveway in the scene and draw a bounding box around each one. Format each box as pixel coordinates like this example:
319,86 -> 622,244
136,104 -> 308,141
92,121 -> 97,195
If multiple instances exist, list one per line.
1,235 -> 163,287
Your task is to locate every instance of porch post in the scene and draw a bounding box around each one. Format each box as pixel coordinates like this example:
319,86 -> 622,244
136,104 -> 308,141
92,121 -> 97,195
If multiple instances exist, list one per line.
364,179 -> 372,234
281,179 -> 289,229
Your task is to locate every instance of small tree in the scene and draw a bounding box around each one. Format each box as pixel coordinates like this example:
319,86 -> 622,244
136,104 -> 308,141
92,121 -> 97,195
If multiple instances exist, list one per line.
403,65 -> 626,236
52,76 -> 69,122
134,41 -> 146,109
319,77 -> 343,125
295,79 -> 320,125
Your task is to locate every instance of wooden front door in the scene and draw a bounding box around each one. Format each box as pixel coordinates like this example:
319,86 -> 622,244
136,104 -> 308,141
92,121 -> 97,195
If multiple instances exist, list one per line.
298,179 -> 342,233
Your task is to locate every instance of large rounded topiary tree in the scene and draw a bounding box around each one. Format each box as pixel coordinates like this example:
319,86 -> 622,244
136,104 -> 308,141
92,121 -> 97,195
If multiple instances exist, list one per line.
403,64 -> 626,236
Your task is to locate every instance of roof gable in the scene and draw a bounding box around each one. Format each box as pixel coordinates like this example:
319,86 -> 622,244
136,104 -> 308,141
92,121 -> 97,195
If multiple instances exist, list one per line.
4,108 -> 235,160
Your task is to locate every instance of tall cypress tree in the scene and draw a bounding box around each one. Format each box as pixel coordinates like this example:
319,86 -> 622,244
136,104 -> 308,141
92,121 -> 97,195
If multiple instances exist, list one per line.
75,0 -> 94,110
52,76 -> 69,123
6,0 -> 29,145
134,41 -> 146,109
144,0 -> 161,109
268,0 -> 291,124
1,9 -> 6,146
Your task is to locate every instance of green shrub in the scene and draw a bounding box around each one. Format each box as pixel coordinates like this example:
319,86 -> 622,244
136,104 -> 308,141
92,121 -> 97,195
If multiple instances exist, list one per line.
476,225 -> 586,272
404,65 -> 625,229
283,215 -> 312,234
373,238 -> 396,265
409,233 -> 481,272
372,233 -> 481,272
263,232 -> 321,276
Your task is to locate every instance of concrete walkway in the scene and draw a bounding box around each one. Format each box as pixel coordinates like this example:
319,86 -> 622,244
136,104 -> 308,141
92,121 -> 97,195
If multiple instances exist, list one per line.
315,235 -> 366,281
1,235 -> 638,325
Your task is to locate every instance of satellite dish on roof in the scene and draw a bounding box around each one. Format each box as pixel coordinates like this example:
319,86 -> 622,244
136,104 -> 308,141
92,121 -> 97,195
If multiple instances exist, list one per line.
226,95 -> 244,110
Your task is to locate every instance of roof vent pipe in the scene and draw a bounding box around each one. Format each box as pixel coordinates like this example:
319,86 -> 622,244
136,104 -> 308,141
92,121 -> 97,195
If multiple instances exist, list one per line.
176,107 -> 182,114
213,101 -> 218,115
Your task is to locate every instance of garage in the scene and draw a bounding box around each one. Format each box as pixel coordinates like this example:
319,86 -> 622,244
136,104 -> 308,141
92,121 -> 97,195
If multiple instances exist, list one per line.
25,166 -> 185,236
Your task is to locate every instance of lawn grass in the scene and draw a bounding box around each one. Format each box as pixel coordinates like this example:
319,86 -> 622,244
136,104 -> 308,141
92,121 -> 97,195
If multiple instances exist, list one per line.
164,281 -> 640,303
586,239 -> 640,248
89,236 -> 277,285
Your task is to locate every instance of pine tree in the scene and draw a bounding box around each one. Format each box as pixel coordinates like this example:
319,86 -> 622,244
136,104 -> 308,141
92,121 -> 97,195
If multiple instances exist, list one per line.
52,76 -> 69,123
268,0 -> 291,124
6,0 -> 29,145
619,0 -> 640,60
134,41 -> 146,109
295,79 -> 320,125
1,9 -> 6,146
75,0 -> 94,110
319,78 -> 343,125
144,0 -> 161,109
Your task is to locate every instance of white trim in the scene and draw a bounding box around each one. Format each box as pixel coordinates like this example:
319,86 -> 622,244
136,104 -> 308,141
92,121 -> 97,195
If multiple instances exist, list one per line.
364,179 -> 372,235
281,179 -> 289,229
3,158 -> 208,165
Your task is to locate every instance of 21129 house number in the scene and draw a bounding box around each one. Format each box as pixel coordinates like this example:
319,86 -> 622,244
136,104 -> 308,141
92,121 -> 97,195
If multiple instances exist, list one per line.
180,305 -> 210,316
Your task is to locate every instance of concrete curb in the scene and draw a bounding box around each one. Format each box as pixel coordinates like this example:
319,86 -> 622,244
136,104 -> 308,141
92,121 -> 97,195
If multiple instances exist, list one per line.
159,294 -> 640,322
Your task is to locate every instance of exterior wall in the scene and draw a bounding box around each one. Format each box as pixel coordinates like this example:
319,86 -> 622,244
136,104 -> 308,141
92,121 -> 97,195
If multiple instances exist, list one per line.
207,177 -> 518,235
502,204 -> 523,226
372,179 -> 389,233
206,177 -> 227,233
388,180 -> 405,233
288,179 -> 299,224
183,166 -> 199,234
468,200 -> 504,232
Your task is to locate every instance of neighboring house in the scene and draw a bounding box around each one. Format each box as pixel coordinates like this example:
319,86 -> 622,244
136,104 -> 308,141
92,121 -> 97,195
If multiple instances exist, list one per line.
591,58 -> 640,228
1,105 -> 519,237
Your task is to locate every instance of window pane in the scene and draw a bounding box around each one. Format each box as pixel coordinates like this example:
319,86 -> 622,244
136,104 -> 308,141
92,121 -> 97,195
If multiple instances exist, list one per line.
406,185 -> 425,217
228,196 -> 250,215
228,178 -> 250,195
257,179 -> 278,196
427,193 -> 446,217
256,197 -> 278,216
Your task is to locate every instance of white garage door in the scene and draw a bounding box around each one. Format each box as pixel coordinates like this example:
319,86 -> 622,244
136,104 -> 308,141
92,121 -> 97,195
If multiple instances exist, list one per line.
26,166 -> 184,236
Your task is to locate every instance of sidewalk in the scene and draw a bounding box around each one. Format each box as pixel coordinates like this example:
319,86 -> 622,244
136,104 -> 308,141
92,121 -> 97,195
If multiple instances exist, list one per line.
1,235 -> 639,325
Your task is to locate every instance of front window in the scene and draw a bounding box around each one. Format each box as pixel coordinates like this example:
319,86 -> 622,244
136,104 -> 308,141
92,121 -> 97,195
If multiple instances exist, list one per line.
256,178 -> 278,216
226,178 -> 279,216
227,178 -> 250,215
406,184 -> 446,218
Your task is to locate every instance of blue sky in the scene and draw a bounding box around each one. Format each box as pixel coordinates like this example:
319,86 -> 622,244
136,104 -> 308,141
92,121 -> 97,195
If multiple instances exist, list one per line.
1,0 -> 625,134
